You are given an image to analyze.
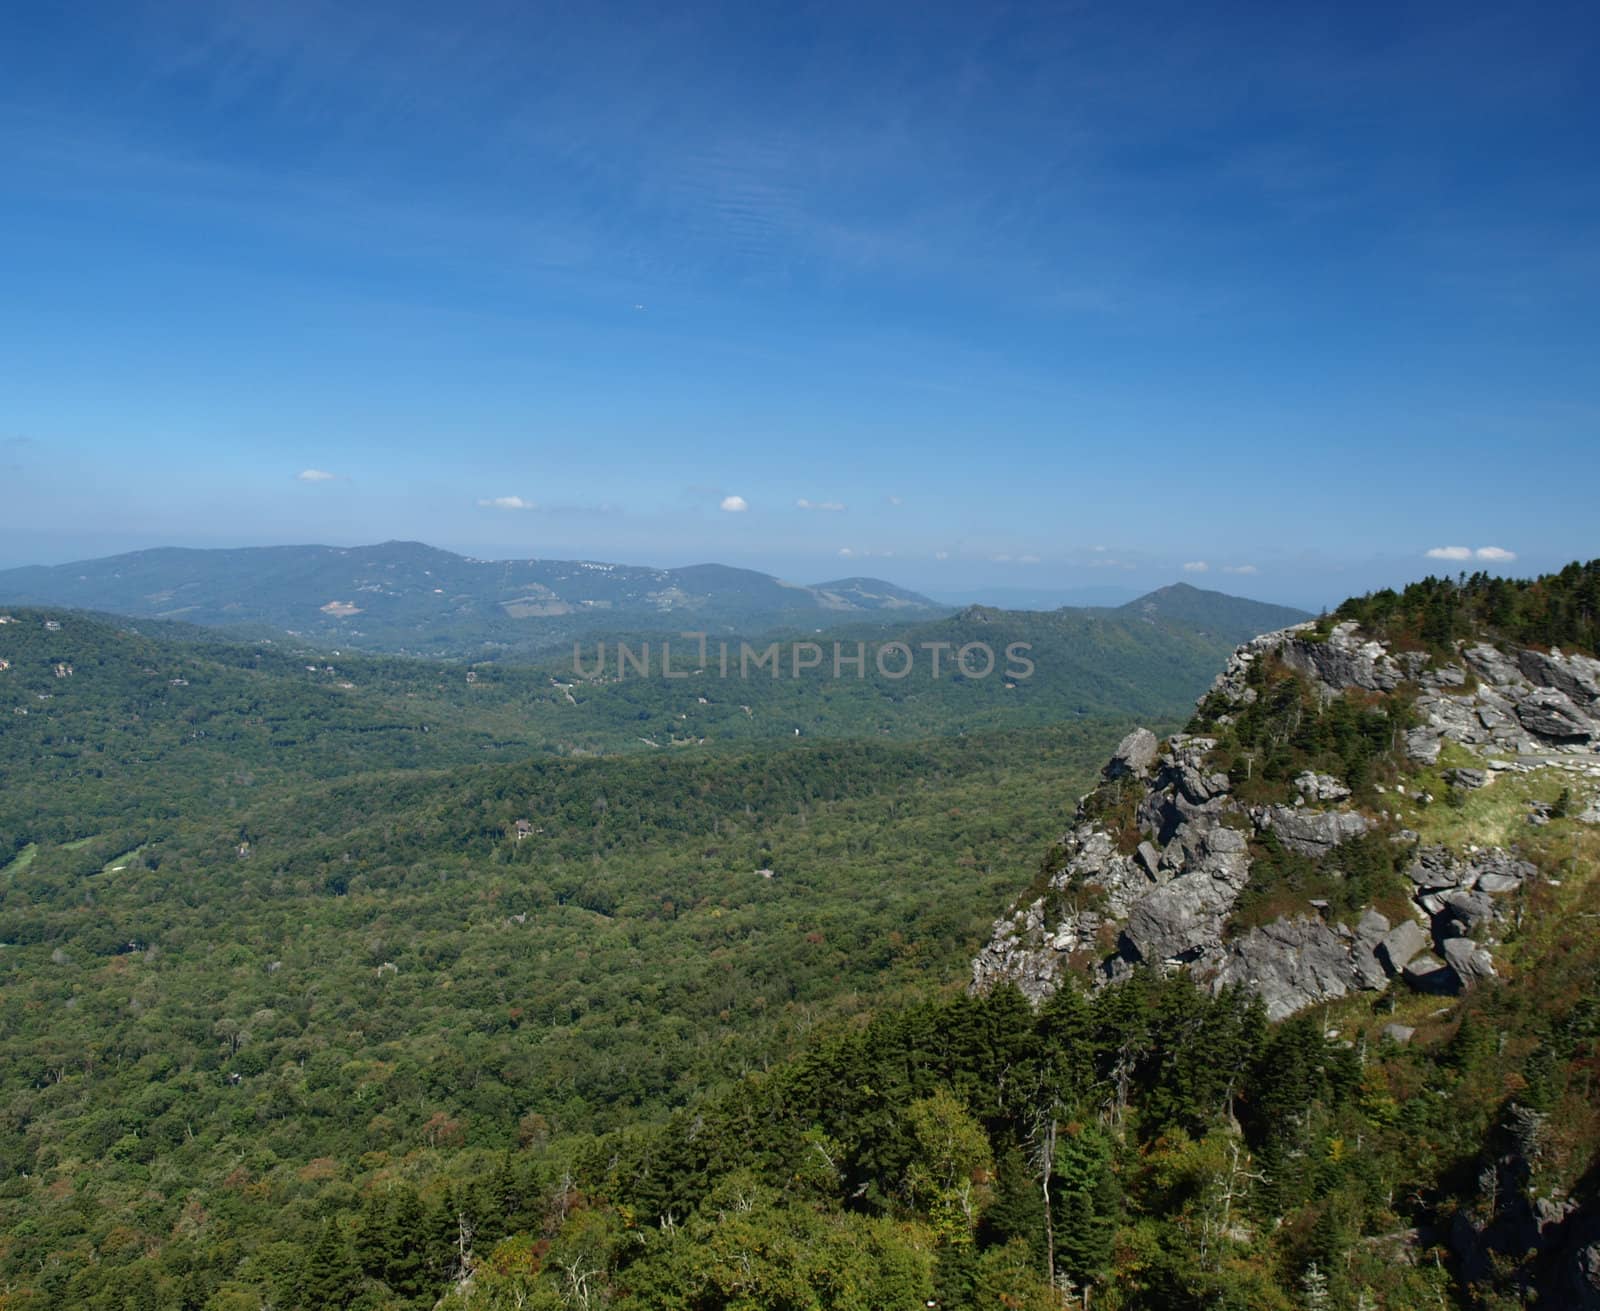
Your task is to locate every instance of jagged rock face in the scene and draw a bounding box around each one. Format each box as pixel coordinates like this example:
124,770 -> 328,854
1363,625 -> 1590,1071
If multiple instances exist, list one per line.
1516,687 -> 1595,742
1277,620 -> 1405,692
1253,804 -> 1371,856
1406,641 -> 1600,760
972,618 -> 1593,1019
1203,916 -> 1358,1021
1118,840 -> 1250,967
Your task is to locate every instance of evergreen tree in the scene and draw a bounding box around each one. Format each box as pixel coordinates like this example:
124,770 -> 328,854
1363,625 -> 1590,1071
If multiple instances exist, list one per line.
300,1220 -> 361,1310
1052,1120 -> 1118,1289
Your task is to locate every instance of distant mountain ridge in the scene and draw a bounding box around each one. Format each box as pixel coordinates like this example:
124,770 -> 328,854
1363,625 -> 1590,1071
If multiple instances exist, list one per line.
0,541 -> 946,656
0,543 -> 1307,659
1105,581 -> 1312,638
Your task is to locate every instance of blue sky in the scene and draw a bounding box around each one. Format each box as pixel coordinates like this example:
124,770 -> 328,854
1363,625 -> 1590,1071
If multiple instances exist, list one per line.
1,0 -> 1596,608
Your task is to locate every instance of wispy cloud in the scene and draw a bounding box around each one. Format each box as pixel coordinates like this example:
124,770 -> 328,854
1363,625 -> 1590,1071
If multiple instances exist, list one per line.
1425,545 -> 1517,562
720,495 -> 748,513
1182,560 -> 1209,573
295,468 -> 337,482
1223,564 -> 1259,575
478,495 -> 537,510
796,498 -> 846,512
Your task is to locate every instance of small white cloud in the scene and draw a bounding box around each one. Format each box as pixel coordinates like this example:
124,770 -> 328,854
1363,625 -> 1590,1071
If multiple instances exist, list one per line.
1475,546 -> 1517,562
796,498 -> 846,512
720,495 -> 749,513
295,469 -> 337,482
991,553 -> 1012,563
837,547 -> 857,558
478,496 -> 537,510
885,494 -> 903,507
1425,546 -> 1473,561
934,550 -> 950,561
1018,553 -> 1041,564
1182,561 -> 1209,573
1223,564 -> 1259,575
1091,544 -> 1108,553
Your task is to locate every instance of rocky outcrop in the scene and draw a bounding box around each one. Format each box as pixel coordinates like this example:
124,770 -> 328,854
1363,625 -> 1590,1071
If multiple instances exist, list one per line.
972,617 -> 1582,1019
1277,621 -> 1404,693
1203,916 -> 1360,1020
1516,688 -> 1595,742
1105,727 -> 1159,780
1117,834 -> 1250,967
1406,642 -> 1600,760
1253,804 -> 1371,856
1295,771 -> 1352,803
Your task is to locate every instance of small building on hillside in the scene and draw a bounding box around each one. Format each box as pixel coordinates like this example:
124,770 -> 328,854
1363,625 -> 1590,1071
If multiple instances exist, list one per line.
513,819 -> 534,841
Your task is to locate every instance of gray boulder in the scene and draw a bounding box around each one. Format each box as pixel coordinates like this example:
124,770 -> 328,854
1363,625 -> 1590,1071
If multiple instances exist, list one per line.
1437,888 -> 1499,938
1106,727 -> 1160,779
1405,727 -> 1444,764
1119,853 -> 1248,965
1295,771 -> 1352,803
1516,688 -> 1595,743
1442,936 -> 1497,985
1446,767 -> 1489,790
1351,909 -> 1392,990
1403,953 -> 1461,994
1378,919 -> 1430,974
1382,1023 -> 1416,1045
1408,846 -> 1468,889
1464,644 -> 1528,689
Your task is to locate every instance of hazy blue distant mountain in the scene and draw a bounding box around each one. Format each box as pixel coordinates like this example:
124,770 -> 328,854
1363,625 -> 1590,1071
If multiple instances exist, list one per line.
1105,581 -> 1311,639
0,542 -> 948,656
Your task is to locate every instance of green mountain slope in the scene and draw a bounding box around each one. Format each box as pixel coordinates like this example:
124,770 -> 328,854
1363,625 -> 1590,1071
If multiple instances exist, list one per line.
1109,580 -> 1311,638
0,591 -> 1306,851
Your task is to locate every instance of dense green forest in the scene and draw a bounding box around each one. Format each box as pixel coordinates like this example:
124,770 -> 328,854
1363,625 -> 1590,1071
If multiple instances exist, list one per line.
1,571 -> 1596,1310
1334,559 -> 1600,656
0,598 -> 1284,858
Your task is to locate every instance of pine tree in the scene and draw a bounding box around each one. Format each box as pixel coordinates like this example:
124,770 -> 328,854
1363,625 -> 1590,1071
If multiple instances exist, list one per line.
300,1220 -> 361,1310
983,1143 -> 1046,1265
1052,1120 -> 1118,1288
1299,1261 -> 1330,1311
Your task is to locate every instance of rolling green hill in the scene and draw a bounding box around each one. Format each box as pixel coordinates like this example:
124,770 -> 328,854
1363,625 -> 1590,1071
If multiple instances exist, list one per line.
0,589 -> 1306,858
